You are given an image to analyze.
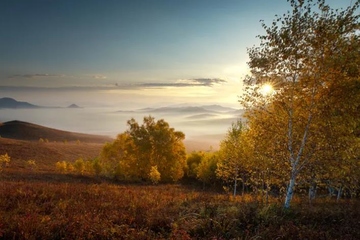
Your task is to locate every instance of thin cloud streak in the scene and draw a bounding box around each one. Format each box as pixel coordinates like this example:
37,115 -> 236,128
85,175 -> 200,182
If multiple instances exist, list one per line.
8,74 -> 67,79
193,78 -> 227,86
8,73 -> 107,80
126,78 -> 227,88
1,77 -> 227,92
91,75 -> 107,79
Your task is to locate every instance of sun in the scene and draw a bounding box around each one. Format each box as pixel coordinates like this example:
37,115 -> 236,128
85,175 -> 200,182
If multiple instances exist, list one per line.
260,83 -> 274,96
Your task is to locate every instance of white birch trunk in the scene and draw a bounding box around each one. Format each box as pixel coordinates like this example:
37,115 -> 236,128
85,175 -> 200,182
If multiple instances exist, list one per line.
308,175 -> 317,205
336,186 -> 342,202
284,106 -> 312,208
233,166 -> 238,197
265,181 -> 269,204
308,183 -> 317,204
242,173 -> 245,196
284,173 -> 296,208
233,177 -> 237,197
329,187 -> 334,197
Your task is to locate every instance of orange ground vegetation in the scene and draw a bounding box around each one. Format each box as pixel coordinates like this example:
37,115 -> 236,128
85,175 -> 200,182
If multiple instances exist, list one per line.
1,137 -> 360,239
1,168 -> 360,239
0,138 -> 103,171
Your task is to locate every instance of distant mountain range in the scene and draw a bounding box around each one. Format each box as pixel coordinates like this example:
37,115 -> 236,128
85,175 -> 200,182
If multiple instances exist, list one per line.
140,106 -> 215,114
0,97 -> 243,118
0,97 -> 41,109
200,104 -> 237,112
0,97 -> 82,109
136,105 -> 240,114
186,113 -> 218,119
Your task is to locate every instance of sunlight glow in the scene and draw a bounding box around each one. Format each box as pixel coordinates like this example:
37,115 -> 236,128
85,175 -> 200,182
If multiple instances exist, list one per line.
260,83 -> 274,96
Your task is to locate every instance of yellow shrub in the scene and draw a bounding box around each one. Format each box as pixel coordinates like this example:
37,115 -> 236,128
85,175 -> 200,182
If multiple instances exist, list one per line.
0,153 -> 10,170
55,161 -> 67,173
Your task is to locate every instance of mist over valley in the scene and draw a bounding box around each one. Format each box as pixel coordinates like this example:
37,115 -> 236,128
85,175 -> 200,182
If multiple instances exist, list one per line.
0,98 -> 244,150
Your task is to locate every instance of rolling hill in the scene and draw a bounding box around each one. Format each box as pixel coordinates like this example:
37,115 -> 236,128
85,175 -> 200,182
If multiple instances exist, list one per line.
0,120 -> 216,171
0,120 -> 113,143
0,137 -> 104,171
0,120 -> 113,170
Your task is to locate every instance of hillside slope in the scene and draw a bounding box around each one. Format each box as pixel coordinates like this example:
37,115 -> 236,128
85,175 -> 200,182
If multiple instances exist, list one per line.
0,120 -> 112,143
0,137 -> 104,171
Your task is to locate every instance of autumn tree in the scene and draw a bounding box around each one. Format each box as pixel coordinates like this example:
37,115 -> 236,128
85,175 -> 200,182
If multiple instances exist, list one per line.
197,152 -> 219,186
74,158 -> 85,175
217,121 -> 251,196
241,0 -> 360,208
244,106 -> 290,201
92,158 -> 102,176
185,151 -> 205,180
127,116 -> 186,182
149,165 -> 161,184
100,133 -> 136,180
55,161 -> 67,173
101,116 -> 186,183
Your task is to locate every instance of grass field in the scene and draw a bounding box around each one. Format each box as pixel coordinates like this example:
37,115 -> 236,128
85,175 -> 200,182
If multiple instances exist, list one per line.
0,138 -> 104,171
1,167 -> 360,239
1,128 -> 360,239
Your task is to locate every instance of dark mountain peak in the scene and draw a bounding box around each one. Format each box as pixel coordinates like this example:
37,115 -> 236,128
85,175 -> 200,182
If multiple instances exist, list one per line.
0,97 -> 17,102
0,97 -> 40,109
68,104 -> 81,108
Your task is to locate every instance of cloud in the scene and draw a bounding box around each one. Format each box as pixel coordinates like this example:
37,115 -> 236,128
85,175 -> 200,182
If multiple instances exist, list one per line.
8,73 -> 66,79
177,78 -> 227,87
0,86 -> 102,92
9,73 -> 108,80
114,78 -> 227,89
107,78 -> 227,90
139,82 -> 196,88
0,77 -> 227,92
91,75 -> 107,79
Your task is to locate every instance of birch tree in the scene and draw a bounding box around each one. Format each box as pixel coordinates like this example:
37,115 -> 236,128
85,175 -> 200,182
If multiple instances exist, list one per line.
241,0 -> 360,208
245,110 -> 289,201
217,121 -> 250,196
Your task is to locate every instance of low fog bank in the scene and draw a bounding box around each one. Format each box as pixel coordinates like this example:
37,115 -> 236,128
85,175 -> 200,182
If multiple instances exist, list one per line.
0,106 -> 244,151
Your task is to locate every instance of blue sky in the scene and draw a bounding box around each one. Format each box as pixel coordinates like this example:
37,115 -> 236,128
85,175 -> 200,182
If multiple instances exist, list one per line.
0,0 -> 355,108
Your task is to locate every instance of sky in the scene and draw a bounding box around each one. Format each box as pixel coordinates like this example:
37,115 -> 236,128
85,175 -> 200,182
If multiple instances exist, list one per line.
0,0 -> 355,109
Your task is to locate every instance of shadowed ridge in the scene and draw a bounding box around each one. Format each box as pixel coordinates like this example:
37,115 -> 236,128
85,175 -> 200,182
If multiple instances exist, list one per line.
0,97 -> 40,108
0,120 -> 113,143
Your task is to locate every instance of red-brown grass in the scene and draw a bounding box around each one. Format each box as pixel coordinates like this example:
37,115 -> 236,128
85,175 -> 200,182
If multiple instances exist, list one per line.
1,168 -> 360,239
1,125 -> 360,239
0,138 -> 103,171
